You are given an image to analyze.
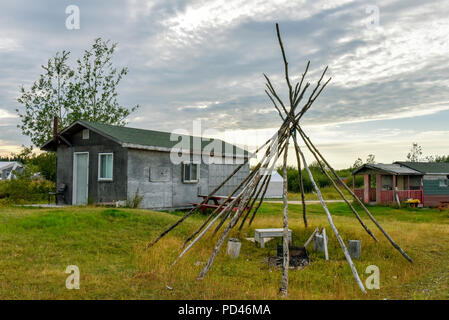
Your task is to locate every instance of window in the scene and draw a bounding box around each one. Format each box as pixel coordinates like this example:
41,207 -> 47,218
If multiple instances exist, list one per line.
183,162 -> 199,183
439,179 -> 449,187
82,129 -> 89,140
98,153 -> 113,181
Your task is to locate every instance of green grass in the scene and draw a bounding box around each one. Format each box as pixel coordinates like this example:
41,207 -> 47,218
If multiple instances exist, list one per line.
0,203 -> 448,299
285,186 -> 353,200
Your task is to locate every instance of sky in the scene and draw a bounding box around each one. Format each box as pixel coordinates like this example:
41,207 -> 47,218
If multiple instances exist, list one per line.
0,0 -> 448,168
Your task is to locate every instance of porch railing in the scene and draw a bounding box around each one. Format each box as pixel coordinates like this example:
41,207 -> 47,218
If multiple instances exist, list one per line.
354,189 -> 423,203
354,188 -> 376,201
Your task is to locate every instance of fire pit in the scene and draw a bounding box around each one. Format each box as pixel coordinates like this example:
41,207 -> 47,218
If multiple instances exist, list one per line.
267,244 -> 310,269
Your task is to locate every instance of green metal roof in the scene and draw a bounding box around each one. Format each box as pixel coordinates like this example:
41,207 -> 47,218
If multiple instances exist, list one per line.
352,163 -> 422,176
395,162 -> 449,174
43,120 -> 249,157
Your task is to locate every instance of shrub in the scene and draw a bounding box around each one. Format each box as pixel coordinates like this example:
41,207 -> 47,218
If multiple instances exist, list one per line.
125,189 -> 144,208
0,167 -> 55,204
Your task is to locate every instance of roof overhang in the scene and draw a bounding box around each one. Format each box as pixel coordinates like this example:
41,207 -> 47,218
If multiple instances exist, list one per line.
41,120 -> 252,159
41,120 -> 122,151
352,163 -> 422,176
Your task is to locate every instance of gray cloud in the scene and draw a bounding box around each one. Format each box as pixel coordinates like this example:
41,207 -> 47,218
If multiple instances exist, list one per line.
0,0 -> 448,166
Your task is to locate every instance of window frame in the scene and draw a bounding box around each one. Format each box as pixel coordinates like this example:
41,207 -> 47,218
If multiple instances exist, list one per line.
439,179 -> 449,188
82,129 -> 90,140
98,152 -> 114,181
182,162 -> 200,183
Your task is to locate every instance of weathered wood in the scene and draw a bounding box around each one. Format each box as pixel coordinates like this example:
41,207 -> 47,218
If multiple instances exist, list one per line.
293,132 -> 307,227
304,227 -> 319,248
296,141 -> 366,292
322,228 -> 329,261
198,179 -> 257,280
181,129 -> 288,247
247,174 -> 272,226
185,127 -> 285,256
275,23 -> 294,106
280,133 -> 289,296
296,131 -> 378,242
212,131 -> 288,236
238,173 -> 270,231
146,129 -> 282,249
248,139 -> 289,227
147,156 -> 251,249
172,198 -> 237,266
297,126 -> 413,264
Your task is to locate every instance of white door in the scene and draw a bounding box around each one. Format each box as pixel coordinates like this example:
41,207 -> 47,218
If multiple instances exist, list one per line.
73,152 -> 89,205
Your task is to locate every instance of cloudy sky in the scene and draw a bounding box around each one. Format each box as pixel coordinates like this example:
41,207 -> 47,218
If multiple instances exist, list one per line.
1,0 -> 448,168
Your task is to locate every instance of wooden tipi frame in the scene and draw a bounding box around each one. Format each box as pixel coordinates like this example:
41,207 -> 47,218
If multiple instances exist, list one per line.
147,23 -> 413,296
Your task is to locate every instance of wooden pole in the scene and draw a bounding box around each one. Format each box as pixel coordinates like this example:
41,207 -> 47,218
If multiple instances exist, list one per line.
247,139 -> 289,227
238,173 -> 270,231
322,227 -> 329,261
198,179 -> 257,280
293,132 -> 307,227
296,131 -> 378,242
212,132 -> 289,235
296,139 -> 366,292
181,127 -> 290,247
280,132 -> 290,296
297,126 -> 413,263
146,124 -> 289,249
172,199 -> 236,266
304,227 -> 319,248
147,154 -> 252,249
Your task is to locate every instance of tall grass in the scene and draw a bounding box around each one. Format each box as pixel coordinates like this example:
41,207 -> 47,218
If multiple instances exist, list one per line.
0,204 -> 448,299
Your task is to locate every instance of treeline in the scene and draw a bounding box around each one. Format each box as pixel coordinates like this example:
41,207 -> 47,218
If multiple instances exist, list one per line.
277,162 -> 364,194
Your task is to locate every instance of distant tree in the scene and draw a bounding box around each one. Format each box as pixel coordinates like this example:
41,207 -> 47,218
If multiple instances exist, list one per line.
17,38 -> 139,147
69,38 -> 139,126
17,51 -> 74,146
425,154 -> 449,163
366,154 -> 376,164
435,155 -> 449,163
406,143 -> 423,162
351,158 -> 363,170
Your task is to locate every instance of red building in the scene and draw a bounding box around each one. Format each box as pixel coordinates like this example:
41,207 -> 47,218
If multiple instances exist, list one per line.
352,162 -> 449,207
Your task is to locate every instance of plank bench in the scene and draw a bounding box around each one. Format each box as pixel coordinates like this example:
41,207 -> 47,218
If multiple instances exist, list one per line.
254,228 -> 292,248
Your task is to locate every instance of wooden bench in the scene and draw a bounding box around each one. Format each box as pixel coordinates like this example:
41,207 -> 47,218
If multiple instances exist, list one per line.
438,201 -> 449,211
254,228 -> 292,248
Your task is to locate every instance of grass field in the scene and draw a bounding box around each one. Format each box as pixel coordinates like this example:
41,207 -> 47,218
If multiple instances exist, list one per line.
285,186 -> 352,200
0,202 -> 448,299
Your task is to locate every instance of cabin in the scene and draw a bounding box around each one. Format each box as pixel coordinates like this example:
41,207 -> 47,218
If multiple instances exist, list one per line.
352,162 -> 449,207
0,161 -> 23,180
41,120 -> 250,209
